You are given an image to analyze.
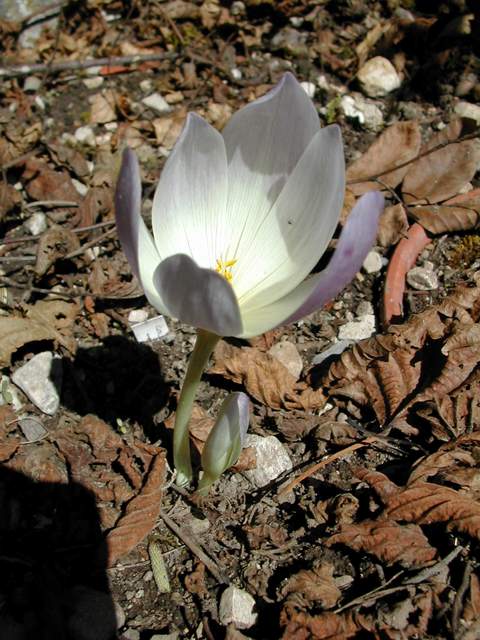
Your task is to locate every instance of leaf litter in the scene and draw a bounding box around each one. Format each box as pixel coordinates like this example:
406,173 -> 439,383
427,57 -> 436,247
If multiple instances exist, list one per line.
1,0 -> 480,638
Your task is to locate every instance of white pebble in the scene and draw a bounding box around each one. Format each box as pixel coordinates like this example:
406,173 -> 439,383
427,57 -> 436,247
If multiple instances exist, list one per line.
24,212 -> 47,235
83,76 -> 104,90
243,435 -> 292,488
75,125 -> 96,147
406,266 -> 439,291
268,340 -> 303,380
357,56 -> 401,98
300,81 -> 316,98
219,586 -> 257,629
12,352 -> 62,415
142,93 -> 172,115
338,314 -> 376,341
362,250 -> 383,274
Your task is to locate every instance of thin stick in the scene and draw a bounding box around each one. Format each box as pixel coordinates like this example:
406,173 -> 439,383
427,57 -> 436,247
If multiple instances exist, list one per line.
159,509 -> 229,585
278,436 -> 379,496
0,52 -> 177,79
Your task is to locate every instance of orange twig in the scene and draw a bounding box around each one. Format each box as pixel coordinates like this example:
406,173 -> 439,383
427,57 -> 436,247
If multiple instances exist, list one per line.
383,223 -> 431,325
278,436 -> 379,496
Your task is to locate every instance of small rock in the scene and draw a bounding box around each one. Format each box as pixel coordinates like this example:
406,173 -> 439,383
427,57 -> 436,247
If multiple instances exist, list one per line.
0,375 -> 24,411
150,633 -> 180,640
231,67 -> 242,80
244,435 -> 292,488
406,266 -> 438,291
187,514 -> 210,536
128,309 -> 149,324
268,341 -> 303,381
82,76 -> 104,90
140,79 -> 153,93
75,125 -> 96,147
340,94 -> 384,131
18,416 -> 47,442
24,76 -> 42,92
356,300 -> 374,317
312,340 -> 353,366
24,212 -> 47,235
219,586 -> 257,630
142,93 -> 172,115
122,630 -> 141,640
231,0 -> 246,16
72,179 -> 88,197
357,56 -> 401,98
271,27 -> 308,57
454,100 -> 480,126
338,314 -> 375,341
300,81 -> 316,98
12,352 -> 62,416
362,250 -> 383,274
34,96 -> 45,111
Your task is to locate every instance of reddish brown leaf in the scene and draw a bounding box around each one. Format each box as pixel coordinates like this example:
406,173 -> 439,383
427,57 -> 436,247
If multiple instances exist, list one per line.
402,119 -> 480,204
106,451 -> 166,567
377,203 -> 409,247
327,520 -> 437,568
281,563 -> 341,609
35,226 -> 81,276
280,607 -> 363,640
346,121 -> 421,196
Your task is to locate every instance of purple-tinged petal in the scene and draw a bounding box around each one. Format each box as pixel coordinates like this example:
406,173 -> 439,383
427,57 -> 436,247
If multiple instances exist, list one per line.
115,148 -> 167,313
239,192 -> 384,338
154,254 -> 242,336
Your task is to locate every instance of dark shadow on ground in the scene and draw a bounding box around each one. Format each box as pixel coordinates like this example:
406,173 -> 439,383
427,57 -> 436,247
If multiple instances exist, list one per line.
0,464 -> 116,640
59,335 -> 169,439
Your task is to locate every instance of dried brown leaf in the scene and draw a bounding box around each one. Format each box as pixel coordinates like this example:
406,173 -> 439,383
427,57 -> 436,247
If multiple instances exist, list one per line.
0,182 -> 21,219
0,300 -> 79,366
281,563 -> 341,609
402,120 -> 480,204
25,163 -> 80,204
346,121 -> 422,196
245,524 -> 288,550
280,607 -> 363,640
327,520 -> 437,568
385,482 -> 480,540
89,90 -> 117,124
106,451 -> 166,566
411,201 -> 480,234
377,203 -> 409,247
35,226 -> 81,276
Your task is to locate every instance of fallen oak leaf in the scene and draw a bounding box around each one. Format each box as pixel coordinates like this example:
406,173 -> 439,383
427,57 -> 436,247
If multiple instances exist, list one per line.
280,563 -> 341,609
326,520 -> 437,568
105,451 -> 166,567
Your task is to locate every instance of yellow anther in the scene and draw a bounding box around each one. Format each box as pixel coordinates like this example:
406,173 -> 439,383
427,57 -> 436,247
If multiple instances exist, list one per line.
215,258 -> 237,283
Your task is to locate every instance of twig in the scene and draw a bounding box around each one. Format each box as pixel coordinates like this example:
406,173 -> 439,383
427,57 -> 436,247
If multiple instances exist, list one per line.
404,546 -> 463,585
278,436 -> 379,496
24,200 -> 79,209
347,130 -> 479,186
159,509 -> 230,585
0,220 -> 115,246
452,559 -> 472,635
0,52 -> 177,79
64,227 -> 117,260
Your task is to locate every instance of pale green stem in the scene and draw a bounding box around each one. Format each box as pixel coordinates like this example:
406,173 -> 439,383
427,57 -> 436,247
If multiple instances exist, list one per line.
174,329 -> 220,486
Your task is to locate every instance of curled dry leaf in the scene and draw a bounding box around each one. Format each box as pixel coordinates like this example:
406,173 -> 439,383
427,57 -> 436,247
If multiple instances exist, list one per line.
346,121 -> 421,196
25,162 -> 81,204
105,451 -> 166,567
280,607 -> 362,640
211,342 -> 326,411
35,226 -> 81,276
402,119 -> 480,205
280,563 -> 341,609
0,299 -> 79,366
326,520 -> 437,568
410,191 -> 480,234
377,203 -> 409,248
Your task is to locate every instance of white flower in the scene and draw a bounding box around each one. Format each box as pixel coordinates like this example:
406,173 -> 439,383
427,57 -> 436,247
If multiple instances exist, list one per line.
115,72 -> 384,339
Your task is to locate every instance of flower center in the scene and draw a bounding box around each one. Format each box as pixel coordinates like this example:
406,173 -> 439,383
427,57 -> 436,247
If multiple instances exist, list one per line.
215,258 -> 237,283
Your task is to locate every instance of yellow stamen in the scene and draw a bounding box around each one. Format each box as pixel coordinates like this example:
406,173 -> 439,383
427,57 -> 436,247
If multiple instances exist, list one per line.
215,258 -> 237,283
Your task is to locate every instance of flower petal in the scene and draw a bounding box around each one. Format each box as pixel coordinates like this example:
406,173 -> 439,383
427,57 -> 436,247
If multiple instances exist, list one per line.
115,148 -> 168,314
239,192 -> 384,338
153,254 -> 242,336
152,113 -> 228,269
234,125 -> 345,308
221,72 -> 320,261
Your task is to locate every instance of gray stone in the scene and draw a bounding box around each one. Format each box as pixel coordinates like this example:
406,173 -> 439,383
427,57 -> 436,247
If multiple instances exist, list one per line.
300,81 -> 316,98
243,435 -> 292,488
75,126 -> 96,147
406,266 -> 439,291
149,634 -> 179,640
142,93 -> 172,115
122,631 -> 140,640
0,0 -> 58,47
340,94 -> 384,131
23,76 -> 42,92
362,250 -> 383,274
24,212 -> 47,235
454,100 -> 480,126
271,27 -> 308,57
231,1 -> 246,16
12,352 -> 62,415
357,56 -> 401,97
312,340 -> 353,366
82,77 -> 104,90
219,586 -> 257,630
268,341 -> 303,381
356,300 -> 374,317
338,314 -> 375,341
0,375 -> 24,411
